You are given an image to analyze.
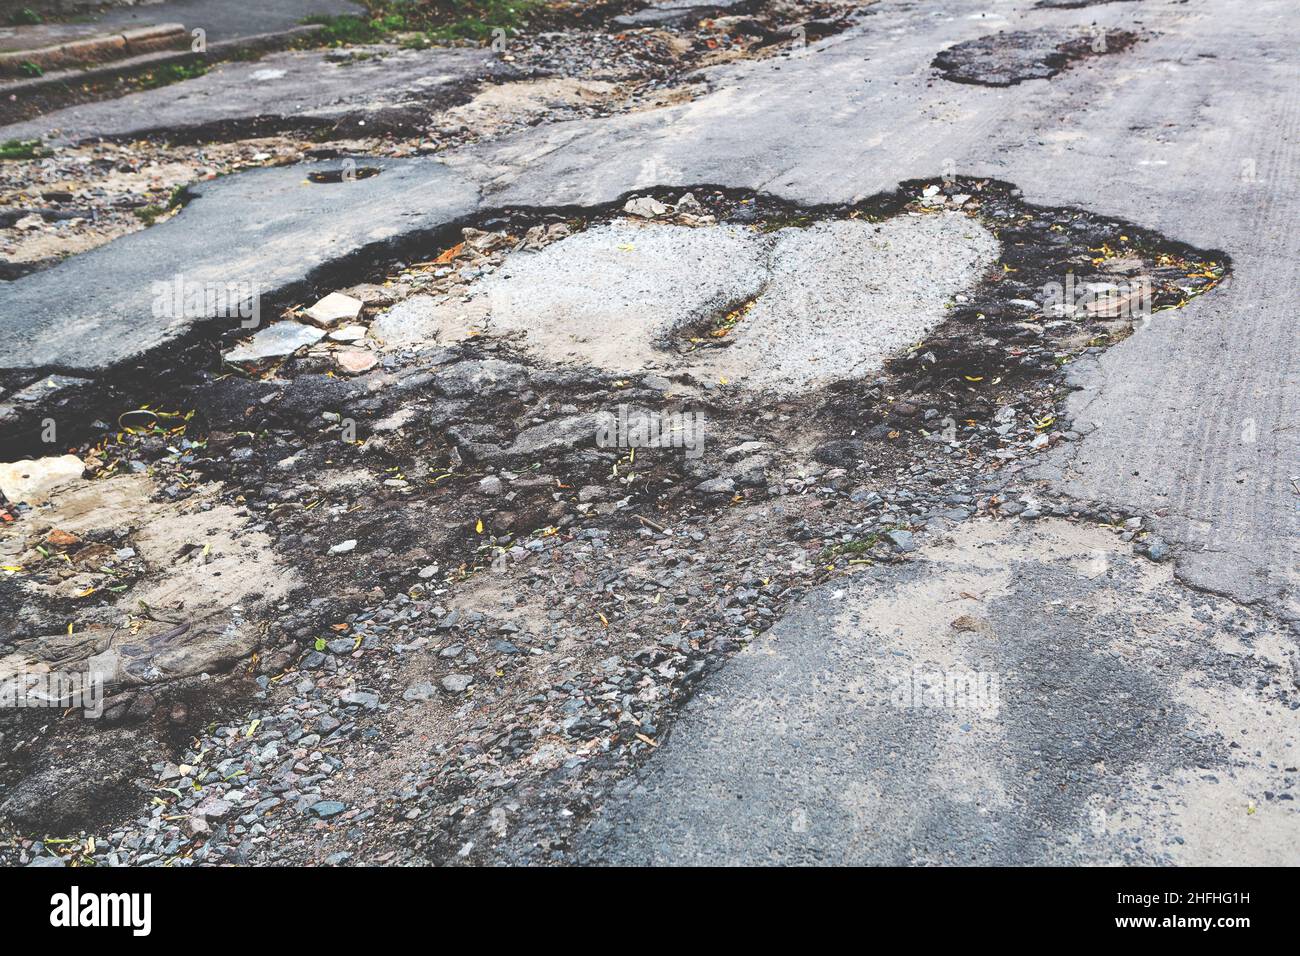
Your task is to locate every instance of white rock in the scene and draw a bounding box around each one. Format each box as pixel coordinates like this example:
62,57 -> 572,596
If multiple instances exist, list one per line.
304,292 -> 364,327
0,455 -> 84,504
623,196 -> 669,218
329,539 -> 358,554
329,324 -> 368,343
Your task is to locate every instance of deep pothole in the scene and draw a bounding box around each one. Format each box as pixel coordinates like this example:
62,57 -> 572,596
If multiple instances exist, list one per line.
1,177 -> 1228,849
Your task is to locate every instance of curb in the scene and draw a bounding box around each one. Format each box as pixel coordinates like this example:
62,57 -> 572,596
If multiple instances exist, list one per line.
0,23 -> 324,97
0,23 -> 188,77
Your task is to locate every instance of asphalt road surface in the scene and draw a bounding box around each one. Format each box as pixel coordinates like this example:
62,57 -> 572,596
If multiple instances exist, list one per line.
2,0 -> 1295,866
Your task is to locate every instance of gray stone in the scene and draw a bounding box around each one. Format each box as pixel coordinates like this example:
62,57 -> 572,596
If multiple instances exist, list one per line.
341,690 -> 379,709
431,359 -> 528,398
506,412 -> 614,459
403,682 -> 437,701
224,321 -> 325,371
309,800 -> 347,819
440,674 -> 473,694
623,195 -> 670,218
694,477 -> 735,495
884,529 -> 916,552
1137,535 -> 1171,562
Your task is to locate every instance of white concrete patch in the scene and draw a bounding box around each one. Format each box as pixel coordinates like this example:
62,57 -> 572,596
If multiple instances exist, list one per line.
0,455 -> 85,505
373,214 -> 999,394
479,220 -> 766,371
696,215 -> 1000,393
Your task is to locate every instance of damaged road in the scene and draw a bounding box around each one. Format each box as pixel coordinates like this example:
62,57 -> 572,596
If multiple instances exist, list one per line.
1,0 -> 1297,868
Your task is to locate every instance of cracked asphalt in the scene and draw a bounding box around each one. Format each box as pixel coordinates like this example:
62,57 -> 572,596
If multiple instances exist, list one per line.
0,0 -> 1296,867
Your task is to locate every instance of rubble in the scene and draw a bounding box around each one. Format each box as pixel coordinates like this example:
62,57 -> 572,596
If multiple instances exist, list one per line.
0,454 -> 84,504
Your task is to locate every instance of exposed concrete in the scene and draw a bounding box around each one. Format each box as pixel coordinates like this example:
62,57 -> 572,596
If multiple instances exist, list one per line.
475,220 -> 766,372
394,213 -> 998,393
2,472 -> 299,688
695,214 -> 999,393
574,519 -> 1299,865
0,45 -> 507,145
0,453 -> 83,504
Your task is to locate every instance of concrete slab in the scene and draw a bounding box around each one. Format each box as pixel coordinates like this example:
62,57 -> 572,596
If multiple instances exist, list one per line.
695,215 -> 999,393
477,220 -> 766,373
395,214 -> 998,394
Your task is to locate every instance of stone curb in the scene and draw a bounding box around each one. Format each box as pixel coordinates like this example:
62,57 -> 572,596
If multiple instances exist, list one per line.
0,23 -> 188,76
0,24 -> 324,98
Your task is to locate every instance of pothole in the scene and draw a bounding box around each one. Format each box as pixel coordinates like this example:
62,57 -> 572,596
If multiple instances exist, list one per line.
932,28 -> 1141,87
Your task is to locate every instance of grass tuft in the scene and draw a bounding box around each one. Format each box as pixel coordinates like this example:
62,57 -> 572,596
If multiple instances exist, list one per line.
305,1 -> 547,47
0,138 -> 45,160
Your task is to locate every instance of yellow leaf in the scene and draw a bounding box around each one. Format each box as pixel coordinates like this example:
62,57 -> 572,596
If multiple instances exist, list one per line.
475,518 -> 484,534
